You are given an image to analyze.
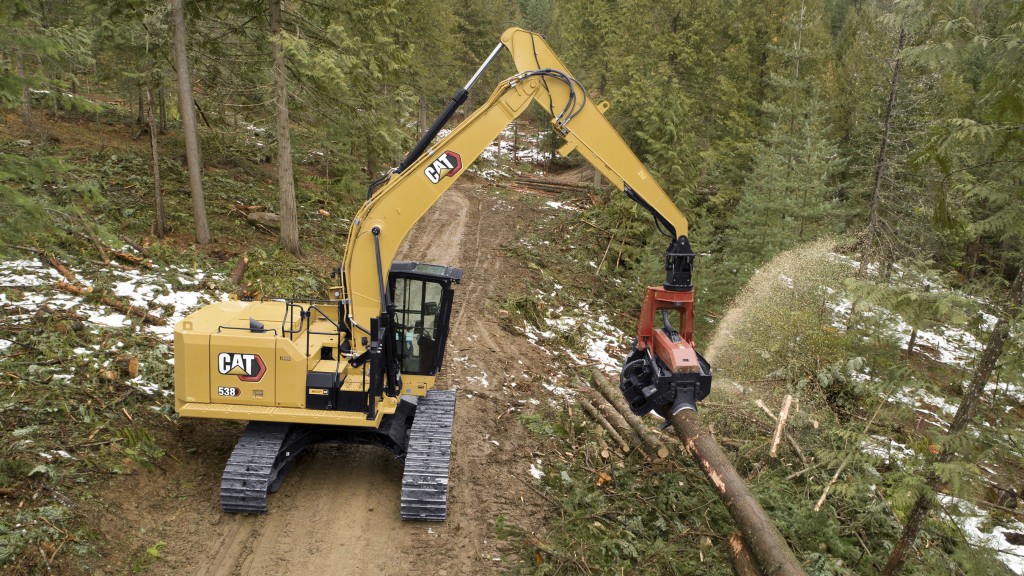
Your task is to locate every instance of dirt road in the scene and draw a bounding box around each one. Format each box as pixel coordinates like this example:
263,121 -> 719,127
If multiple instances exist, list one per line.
97,182 -> 550,575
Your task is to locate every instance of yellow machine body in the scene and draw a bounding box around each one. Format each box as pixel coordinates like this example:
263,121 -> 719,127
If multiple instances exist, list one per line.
174,299 -> 430,427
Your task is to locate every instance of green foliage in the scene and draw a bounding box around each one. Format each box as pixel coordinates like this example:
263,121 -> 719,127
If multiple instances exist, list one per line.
245,246 -> 324,297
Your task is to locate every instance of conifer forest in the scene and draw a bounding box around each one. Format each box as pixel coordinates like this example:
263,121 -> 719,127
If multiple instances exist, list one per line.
1,0 -> 1023,575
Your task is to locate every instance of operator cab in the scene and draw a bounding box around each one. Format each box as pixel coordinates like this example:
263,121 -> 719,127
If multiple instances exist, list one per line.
388,261 -> 462,376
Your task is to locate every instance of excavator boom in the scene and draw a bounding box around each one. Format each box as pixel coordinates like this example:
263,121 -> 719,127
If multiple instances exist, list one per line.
342,28 -> 692,343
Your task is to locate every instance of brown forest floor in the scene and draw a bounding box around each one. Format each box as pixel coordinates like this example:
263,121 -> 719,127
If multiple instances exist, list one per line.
87,182 -> 554,575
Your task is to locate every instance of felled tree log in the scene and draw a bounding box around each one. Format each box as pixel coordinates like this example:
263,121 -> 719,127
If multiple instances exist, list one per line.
55,280 -> 93,295
99,294 -> 166,326
580,398 -> 631,453
591,370 -> 670,459
56,282 -> 167,327
670,409 -> 807,576
726,532 -> 765,576
45,255 -> 77,283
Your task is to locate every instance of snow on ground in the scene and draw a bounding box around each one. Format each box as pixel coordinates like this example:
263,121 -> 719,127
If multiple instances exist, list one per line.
427,124 -> 551,182
826,254 -> 1024,573
522,298 -> 628,376
939,495 -> 1024,575
861,434 -> 917,463
545,200 -> 581,212
0,257 -> 223,396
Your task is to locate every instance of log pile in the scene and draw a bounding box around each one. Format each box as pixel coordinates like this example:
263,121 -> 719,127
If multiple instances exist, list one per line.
513,175 -> 592,195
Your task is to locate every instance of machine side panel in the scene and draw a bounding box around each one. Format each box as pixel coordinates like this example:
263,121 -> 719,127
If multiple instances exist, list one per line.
174,329 -> 212,410
207,332 -> 277,406
276,337 -> 309,408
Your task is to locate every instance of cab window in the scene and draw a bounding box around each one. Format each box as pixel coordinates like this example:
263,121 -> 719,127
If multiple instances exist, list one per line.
391,277 -> 445,375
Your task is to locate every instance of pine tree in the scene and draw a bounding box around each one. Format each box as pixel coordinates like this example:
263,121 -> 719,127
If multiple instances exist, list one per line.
171,0 -> 211,245
723,0 -> 844,277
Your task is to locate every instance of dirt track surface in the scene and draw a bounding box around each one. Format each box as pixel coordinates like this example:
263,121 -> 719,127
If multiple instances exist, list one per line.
100,182 -> 550,575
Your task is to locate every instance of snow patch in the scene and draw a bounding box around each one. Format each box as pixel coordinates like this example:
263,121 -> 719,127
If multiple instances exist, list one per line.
940,495 -> 1024,575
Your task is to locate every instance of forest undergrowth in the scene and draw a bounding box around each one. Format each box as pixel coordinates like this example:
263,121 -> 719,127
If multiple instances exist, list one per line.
496,185 -> 1024,575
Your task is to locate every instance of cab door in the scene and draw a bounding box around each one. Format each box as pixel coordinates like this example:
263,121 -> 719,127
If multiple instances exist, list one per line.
388,262 -> 462,376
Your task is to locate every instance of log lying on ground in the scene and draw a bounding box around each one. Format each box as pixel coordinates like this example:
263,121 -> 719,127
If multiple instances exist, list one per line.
580,398 -> 631,453
726,532 -> 765,576
45,255 -> 77,283
111,249 -> 155,269
54,282 -> 166,326
670,409 -> 807,576
55,280 -> 93,295
593,396 -> 644,447
591,369 -> 670,459
99,294 -> 166,326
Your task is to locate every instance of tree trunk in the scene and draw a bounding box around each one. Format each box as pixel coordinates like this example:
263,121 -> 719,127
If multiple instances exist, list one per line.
137,84 -> 145,126
159,84 -> 167,132
271,0 -> 300,257
147,86 -> 166,238
881,268 -> 1022,575
906,326 -> 918,356
171,0 -> 211,245
17,51 -> 31,126
670,410 -> 807,576
418,94 -> 428,137
864,26 -> 905,269
366,133 -> 377,180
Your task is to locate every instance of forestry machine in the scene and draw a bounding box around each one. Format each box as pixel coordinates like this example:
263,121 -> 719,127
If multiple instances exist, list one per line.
173,28 -> 711,521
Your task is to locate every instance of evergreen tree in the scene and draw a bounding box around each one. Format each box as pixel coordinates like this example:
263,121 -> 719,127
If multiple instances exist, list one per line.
722,0 -> 844,278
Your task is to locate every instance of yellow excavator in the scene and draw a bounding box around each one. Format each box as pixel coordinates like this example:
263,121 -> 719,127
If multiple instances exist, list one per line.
173,28 -> 711,521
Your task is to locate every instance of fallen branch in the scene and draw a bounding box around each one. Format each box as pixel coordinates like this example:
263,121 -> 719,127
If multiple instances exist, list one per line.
45,255 -> 76,283
55,280 -> 93,295
98,294 -> 166,325
580,398 -> 631,453
111,249 -> 155,269
753,399 -> 808,465
53,281 -> 166,326
671,409 -> 807,576
591,369 -> 670,459
769,395 -> 794,458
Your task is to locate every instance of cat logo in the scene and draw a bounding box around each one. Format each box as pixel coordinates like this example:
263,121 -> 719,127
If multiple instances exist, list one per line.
423,151 -> 462,184
217,352 -> 267,382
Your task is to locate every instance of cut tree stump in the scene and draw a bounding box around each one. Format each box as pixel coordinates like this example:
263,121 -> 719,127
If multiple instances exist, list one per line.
116,354 -> 139,378
230,255 -> 249,286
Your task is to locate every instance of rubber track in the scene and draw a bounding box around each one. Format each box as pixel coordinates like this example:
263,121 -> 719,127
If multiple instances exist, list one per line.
220,421 -> 291,514
400,390 -> 456,521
